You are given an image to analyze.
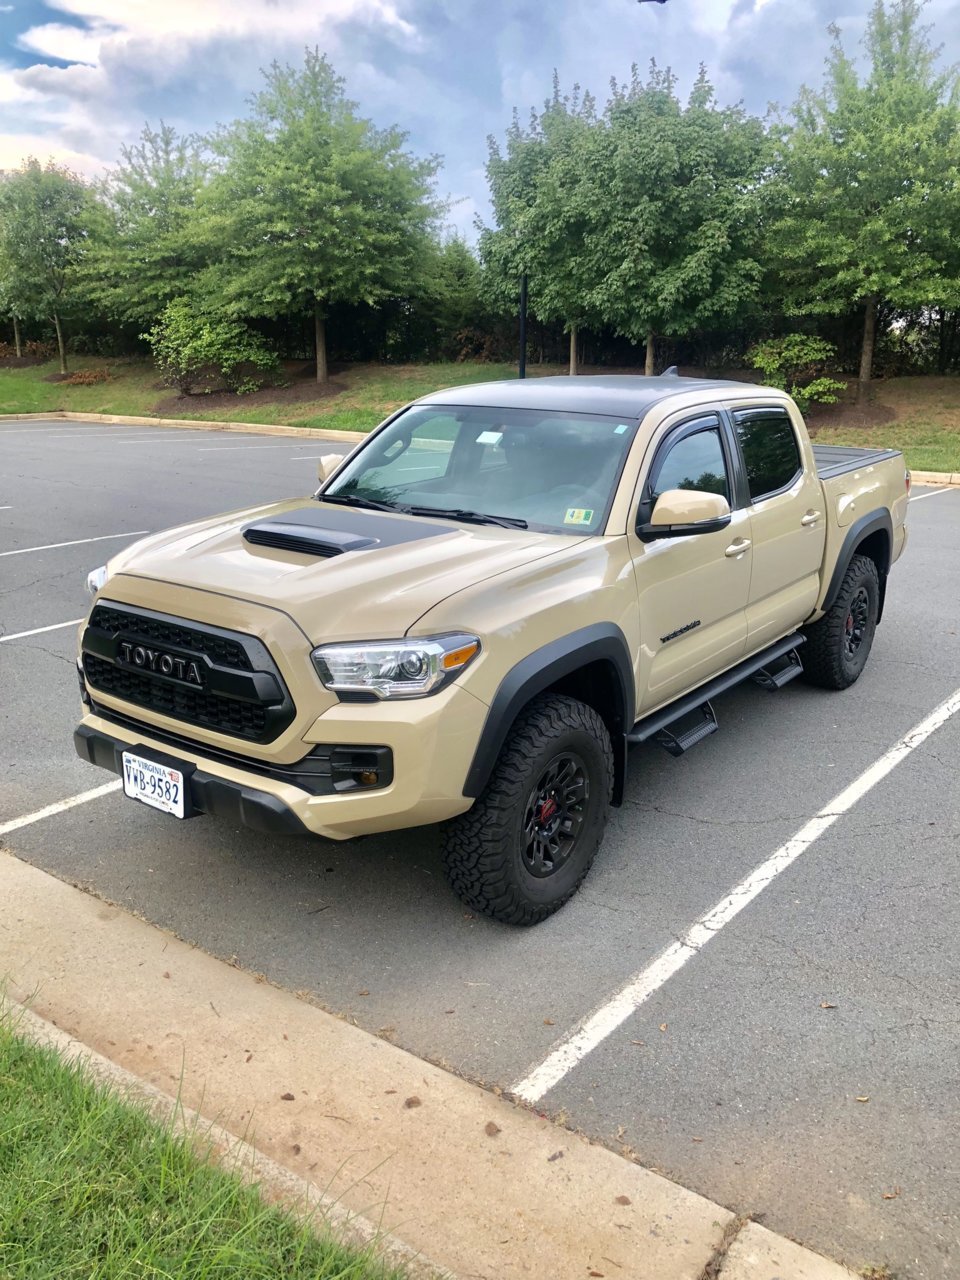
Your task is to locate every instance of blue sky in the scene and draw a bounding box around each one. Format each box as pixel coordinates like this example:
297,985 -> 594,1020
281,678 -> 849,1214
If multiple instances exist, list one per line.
1,0 -> 958,237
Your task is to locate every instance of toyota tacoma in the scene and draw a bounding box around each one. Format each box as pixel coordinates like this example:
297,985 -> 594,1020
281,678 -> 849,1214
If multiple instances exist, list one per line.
75,374 -> 910,924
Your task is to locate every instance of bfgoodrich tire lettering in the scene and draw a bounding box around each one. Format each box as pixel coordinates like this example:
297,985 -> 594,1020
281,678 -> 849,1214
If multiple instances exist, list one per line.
802,553 -> 880,690
441,694 -> 613,925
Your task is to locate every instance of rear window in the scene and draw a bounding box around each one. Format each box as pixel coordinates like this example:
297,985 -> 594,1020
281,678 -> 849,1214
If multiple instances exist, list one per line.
733,407 -> 802,501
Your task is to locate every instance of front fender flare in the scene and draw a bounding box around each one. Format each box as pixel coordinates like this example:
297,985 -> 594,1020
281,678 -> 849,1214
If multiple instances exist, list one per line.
462,623 -> 635,804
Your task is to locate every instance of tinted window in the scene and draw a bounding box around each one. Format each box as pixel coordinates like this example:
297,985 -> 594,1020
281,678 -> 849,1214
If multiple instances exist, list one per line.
734,408 -> 802,500
652,428 -> 729,502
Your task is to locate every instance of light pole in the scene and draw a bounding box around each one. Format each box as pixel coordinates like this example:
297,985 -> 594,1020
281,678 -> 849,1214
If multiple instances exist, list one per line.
518,271 -> 528,379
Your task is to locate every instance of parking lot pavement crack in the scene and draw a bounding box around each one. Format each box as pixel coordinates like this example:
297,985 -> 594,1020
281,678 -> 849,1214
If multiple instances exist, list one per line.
624,800 -> 808,828
29,644 -> 75,667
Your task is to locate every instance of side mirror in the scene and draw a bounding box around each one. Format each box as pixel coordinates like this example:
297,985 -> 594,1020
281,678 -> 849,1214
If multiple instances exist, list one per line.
316,454 -> 344,484
638,488 -> 731,542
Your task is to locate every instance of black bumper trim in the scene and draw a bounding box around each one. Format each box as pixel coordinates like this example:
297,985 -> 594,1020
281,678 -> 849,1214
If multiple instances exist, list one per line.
74,724 -> 310,837
88,703 -> 393,796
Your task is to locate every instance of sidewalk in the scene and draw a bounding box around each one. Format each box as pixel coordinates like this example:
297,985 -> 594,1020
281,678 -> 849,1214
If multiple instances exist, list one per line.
0,849 -> 860,1280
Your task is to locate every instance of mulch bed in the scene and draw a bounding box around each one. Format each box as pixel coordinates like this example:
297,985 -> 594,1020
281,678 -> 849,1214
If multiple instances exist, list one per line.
155,360 -> 347,417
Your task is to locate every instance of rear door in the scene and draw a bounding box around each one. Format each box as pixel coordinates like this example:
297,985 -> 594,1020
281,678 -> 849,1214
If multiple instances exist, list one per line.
729,403 -> 827,650
629,411 -> 752,713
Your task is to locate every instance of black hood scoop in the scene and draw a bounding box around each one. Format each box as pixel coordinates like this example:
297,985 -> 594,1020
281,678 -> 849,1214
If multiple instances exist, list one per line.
242,504 -> 452,558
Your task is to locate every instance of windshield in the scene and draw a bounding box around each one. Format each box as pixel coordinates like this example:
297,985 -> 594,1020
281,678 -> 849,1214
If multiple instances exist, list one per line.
320,404 -> 638,534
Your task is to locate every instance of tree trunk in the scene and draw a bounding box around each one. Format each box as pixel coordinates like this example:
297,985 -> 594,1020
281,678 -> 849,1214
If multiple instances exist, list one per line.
645,330 -> 655,377
857,294 -> 878,403
12,316 -> 21,359
53,312 -> 67,374
315,303 -> 328,385
937,306 -> 948,376
568,324 -> 578,376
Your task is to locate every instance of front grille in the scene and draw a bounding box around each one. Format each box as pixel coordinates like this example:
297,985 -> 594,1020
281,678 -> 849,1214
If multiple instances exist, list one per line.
90,604 -> 253,671
84,654 -> 269,740
82,602 -> 295,743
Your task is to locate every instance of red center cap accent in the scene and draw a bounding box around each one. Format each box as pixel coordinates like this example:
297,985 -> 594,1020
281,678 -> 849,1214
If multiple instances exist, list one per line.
538,797 -> 558,824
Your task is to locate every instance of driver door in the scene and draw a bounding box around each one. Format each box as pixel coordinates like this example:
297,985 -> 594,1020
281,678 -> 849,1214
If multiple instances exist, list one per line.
629,413 -> 751,714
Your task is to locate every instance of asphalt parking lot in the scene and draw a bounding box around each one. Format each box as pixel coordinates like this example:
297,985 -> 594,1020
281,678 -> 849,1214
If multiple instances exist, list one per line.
2,418 -> 959,1279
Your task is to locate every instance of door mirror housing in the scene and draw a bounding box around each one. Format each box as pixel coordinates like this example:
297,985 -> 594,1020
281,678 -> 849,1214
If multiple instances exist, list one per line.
317,454 -> 344,484
638,488 -> 732,542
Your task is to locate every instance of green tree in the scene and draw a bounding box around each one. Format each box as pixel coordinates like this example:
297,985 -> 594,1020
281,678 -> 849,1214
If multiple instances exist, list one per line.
0,237 -> 27,357
201,49 -> 439,383
769,0 -> 960,398
0,159 -> 95,372
480,79 -> 605,374
593,64 -> 767,373
87,123 -> 209,329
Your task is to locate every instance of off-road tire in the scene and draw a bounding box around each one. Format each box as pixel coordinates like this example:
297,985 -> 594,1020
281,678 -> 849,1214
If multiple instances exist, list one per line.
802,553 -> 880,690
441,694 -> 614,926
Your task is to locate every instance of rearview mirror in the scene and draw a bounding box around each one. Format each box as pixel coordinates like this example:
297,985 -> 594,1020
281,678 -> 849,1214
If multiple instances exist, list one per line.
638,488 -> 731,542
317,454 -> 344,484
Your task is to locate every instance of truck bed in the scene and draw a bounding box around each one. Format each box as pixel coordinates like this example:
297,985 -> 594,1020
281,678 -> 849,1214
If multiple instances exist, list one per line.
813,443 -> 902,479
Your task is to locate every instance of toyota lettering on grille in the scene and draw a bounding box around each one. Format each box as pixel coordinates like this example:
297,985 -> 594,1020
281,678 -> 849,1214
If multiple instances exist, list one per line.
117,641 -> 204,687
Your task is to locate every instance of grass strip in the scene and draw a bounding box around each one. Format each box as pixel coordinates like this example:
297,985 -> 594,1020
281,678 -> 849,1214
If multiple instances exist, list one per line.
0,1015 -> 406,1279
1,358 -> 958,468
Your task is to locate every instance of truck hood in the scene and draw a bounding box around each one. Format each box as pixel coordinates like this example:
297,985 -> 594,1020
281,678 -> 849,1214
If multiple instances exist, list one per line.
106,498 -> 585,643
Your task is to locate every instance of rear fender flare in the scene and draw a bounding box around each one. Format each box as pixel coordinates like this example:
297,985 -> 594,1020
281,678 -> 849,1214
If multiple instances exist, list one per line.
822,509 -> 892,619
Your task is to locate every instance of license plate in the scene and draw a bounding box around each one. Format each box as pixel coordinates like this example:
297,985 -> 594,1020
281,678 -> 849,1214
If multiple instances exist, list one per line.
121,751 -> 186,819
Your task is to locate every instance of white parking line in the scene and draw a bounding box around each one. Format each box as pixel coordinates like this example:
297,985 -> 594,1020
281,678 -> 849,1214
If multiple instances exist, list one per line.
0,530 -> 148,558
0,505 -> 11,510
512,683 -> 960,1105
0,781 -> 122,838
0,618 -> 84,643
45,431 -> 208,440
194,443 -> 315,452
911,487 -> 958,502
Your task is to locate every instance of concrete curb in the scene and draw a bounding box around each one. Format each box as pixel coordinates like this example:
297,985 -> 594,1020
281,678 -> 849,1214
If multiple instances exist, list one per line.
911,469 -> 960,487
0,850 -> 863,1280
0,409 -> 367,444
2,998 -> 451,1280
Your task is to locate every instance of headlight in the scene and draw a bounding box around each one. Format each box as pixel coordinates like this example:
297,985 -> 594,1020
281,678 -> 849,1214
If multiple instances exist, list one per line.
86,565 -> 108,597
311,634 -> 481,699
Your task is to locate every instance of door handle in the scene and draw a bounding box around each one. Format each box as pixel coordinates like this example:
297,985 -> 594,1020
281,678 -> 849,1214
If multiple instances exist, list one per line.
724,538 -> 751,557
801,510 -> 822,526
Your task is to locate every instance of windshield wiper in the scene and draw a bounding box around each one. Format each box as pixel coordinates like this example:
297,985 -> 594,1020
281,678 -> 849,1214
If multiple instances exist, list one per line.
406,506 -> 528,530
319,493 -> 405,514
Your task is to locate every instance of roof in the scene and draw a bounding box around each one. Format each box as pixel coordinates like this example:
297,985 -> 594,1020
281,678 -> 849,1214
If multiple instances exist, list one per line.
416,374 -> 764,419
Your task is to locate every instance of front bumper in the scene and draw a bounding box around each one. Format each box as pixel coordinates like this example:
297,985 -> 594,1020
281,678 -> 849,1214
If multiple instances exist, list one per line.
74,681 -> 486,840
75,724 -> 310,836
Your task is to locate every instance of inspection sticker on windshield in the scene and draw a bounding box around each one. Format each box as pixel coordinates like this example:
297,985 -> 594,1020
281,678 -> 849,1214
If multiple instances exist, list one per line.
476,430 -> 502,445
564,508 -> 594,526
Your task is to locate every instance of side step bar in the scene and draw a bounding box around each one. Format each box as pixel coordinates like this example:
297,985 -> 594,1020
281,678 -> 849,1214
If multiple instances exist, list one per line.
627,633 -> 806,755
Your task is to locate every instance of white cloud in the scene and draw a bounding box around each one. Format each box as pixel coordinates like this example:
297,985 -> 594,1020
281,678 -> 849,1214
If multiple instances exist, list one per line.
0,131 -> 107,174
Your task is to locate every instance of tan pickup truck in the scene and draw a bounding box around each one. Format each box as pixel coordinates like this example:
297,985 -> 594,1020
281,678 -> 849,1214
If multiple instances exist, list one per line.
75,375 -> 909,924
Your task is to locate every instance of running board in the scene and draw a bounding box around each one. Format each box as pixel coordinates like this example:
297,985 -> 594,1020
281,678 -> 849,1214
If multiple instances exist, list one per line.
752,647 -> 805,690
627,633 -> 807,754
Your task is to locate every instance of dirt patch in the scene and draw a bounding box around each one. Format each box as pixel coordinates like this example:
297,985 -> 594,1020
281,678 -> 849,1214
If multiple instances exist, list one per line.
805,399 -> 898,433
43,372 -> 70,383
0,355 -> 45,368
154,360 -> 348,417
